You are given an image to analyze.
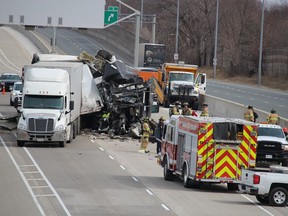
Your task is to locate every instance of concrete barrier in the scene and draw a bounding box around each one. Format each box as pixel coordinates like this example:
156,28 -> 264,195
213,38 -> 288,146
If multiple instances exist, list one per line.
11,25 -> 50,54
202,94 -> 288,128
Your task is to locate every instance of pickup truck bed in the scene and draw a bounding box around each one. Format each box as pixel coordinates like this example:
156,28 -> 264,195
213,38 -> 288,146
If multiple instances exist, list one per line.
239,166 -> 288,206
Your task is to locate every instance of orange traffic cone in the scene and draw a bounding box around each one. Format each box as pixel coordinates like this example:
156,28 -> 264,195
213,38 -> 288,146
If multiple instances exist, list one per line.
2,86 -> 5,95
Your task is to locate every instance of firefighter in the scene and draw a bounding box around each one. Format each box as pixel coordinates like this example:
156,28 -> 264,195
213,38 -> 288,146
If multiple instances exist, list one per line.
139,117 -> 153,153
154,116 -> 165,156
244,105 -> 254,122
267,109 -> 279,125
170,101 -> 181,116
200,103 -> 209,117
181,102 -> 192,116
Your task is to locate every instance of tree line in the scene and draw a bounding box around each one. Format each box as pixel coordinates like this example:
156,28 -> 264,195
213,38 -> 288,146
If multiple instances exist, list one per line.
116,0 -> 288,77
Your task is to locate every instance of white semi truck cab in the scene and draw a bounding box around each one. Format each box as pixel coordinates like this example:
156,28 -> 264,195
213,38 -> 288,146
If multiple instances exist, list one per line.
17,55 -> 103,147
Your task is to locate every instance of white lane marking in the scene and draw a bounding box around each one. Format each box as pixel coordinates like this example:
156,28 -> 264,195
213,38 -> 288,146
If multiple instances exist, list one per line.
109,155 -> 114,160
99,147 -> 104,151
0,137 -> 46,216
161,204 -> 170,211
241,195 -> 275,216
90,139 -> 95,143
0,48 -> 21,71
35,194 -> 55,197
249,98 -> 255,101
145,189 -> 153,196
237,95 -> 242,98
120,165 -> 126,170
132,176 -> 139,182
23,147 -> 72,216
83,37 -> 103,49
264,101 -> 269,104
0,50 -> 19,72
278,104 -> 284,107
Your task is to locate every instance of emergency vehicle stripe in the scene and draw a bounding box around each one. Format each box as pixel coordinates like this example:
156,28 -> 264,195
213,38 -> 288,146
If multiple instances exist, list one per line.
197,123 -> 213,179
243,125 -> 257,162
215,150 -> 238,178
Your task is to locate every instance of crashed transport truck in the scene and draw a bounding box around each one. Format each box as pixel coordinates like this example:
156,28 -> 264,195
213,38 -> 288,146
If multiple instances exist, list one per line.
16,51 -> 153,147
17,54 -> 104,147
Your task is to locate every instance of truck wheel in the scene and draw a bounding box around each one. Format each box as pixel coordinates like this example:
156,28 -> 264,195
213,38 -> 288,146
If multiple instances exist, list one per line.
256,195 -> 269,204
227,183 -> 239,191
73,122 -> 77,139
268,187 -> 288,206
59,141 -> 66,148
183,165 -> 191,188
163,158 -> 174,181
67,124 -> 73,143
192,101 -> 199,110
282,160 -> 288,167
17,140 -> 25,147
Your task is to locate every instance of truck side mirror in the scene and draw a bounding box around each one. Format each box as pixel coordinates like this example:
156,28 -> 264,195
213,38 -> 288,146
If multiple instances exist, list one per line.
69,101 -> 74,111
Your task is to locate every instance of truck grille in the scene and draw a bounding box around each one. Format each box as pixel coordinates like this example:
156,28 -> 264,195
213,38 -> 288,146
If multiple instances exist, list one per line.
28,118 -> 54,132
257,141 -> 282,153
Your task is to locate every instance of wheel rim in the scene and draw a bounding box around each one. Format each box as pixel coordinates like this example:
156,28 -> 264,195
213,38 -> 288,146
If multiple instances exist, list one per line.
273,191 -> 286,204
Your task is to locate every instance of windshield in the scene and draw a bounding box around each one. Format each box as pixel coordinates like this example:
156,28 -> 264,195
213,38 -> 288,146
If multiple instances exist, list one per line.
23,95 -> 64,109
14,83 -> 23,91
170,73 -> 194,82
258,127 -> 285,138
1,75 -> 21,80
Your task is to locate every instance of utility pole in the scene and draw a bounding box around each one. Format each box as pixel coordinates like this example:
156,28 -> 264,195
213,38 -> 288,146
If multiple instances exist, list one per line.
213,0 -> 219,79
174,0 -> 180,63
258,0 -> 265,86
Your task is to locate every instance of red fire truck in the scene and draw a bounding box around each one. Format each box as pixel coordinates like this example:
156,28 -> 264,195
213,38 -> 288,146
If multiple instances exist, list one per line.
160,115 -> 258,190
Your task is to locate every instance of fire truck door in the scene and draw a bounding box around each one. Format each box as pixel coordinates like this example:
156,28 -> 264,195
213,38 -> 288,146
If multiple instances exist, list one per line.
176,133 -> 185,170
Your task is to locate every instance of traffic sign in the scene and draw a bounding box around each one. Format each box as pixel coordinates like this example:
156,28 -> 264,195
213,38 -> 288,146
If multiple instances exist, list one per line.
105,6 -> 118,25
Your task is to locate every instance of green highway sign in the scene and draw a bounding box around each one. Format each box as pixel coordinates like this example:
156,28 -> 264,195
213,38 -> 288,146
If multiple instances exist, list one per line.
104,6 -> 118,25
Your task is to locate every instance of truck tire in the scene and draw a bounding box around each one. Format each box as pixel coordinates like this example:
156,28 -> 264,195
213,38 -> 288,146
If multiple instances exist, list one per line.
268,187 -> 288,207
282,159 -> 288,167
227,183 -> 239,191
67,124 -> 73,143
17,140 -> 25,147
163,157 -> 174,181
73,121 -> 77,139
192,101 -> 199,110
59,141 -> 66,148
256,195 -> 269,204
183,165 -> 191,188
10,99 -> 14,106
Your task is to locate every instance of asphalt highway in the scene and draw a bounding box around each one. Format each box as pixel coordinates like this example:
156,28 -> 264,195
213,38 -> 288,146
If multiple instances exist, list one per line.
0,26 -> 288,215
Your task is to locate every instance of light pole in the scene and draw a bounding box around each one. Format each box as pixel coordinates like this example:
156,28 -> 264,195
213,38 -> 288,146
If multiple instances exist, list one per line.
140,0 -> 144,29
213,0 -> 219,79
258,0 -> 265,86
174,0 -> 180,62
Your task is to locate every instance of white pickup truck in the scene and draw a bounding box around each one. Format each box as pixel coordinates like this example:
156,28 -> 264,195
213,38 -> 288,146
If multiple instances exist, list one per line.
239,166 -> 288,206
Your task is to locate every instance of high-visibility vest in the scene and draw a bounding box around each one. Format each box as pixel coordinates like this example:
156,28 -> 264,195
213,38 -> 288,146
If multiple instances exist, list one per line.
267,113 -> 279,124
142,122 -> 152,138
244,110 -> 254,122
